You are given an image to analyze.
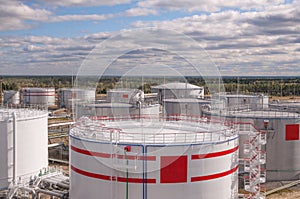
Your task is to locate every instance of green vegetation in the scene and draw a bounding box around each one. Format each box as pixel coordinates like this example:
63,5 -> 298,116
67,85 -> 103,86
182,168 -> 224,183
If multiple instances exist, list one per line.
0,76 -> 299,97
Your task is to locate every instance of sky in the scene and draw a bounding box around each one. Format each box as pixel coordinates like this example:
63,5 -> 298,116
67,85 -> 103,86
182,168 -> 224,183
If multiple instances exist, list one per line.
0,0 -> 300,76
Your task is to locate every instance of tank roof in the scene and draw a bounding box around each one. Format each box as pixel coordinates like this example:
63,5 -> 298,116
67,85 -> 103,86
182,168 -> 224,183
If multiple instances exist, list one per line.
0,107 -> 48,121
70,117 -> 237,145
151,82 -> 203,90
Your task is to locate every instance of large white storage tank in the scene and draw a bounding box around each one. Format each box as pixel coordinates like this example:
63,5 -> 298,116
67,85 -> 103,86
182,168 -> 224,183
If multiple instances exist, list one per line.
22,88 -> 55,106
4,91 -> 20,105
58,88 -> 96,109
205,109 -> 300,181
0,107 -> 48,190
70,116 -> 239,199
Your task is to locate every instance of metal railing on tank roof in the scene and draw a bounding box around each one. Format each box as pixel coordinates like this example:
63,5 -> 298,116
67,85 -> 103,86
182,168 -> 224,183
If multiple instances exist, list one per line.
70,114 -> 238,145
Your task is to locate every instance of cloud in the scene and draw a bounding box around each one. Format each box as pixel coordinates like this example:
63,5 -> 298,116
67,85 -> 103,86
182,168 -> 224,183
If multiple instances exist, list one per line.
37,0 -> 131,7
50,14 -> 114,22
134,0 -> 285,13
125,7 -> 158,16
0,0 -> 117,31
0,0 -> 51,31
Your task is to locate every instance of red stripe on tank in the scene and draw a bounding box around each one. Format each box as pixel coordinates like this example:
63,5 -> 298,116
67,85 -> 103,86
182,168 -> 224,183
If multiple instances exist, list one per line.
71,145 -> 156,161
191,165 -> 238,182
191,146 -> 238,160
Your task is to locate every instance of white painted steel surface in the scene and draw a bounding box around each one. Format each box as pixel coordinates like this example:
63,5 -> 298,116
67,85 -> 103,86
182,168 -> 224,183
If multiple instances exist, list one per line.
163,98 -> 223,117
107,89 -> 144,104
70,117 -> 238,199
4,91 -> 20,105
58,88 -> 95,109
215,94 -> 269,109
0,108 -> 48,190
205,109 -> 300,181
78,103 -> 160,119
22,88 -> 55,106
151,82 -> 204,103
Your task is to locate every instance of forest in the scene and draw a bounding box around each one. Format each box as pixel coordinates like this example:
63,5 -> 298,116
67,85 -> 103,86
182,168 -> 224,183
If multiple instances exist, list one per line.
0,76 -> 299,97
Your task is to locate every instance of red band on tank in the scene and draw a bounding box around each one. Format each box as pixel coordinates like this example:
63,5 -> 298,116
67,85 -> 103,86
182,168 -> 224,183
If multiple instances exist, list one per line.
191,165 -> 238,182
71,145 -> 156,161
71,165 -> 156,183
71,165 -> 111,181
191,146 -> 239,160
71,145 -> 111,158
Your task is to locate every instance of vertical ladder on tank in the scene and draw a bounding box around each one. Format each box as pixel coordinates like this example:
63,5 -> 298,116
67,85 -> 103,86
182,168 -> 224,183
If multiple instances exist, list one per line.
242,125 -> 266,199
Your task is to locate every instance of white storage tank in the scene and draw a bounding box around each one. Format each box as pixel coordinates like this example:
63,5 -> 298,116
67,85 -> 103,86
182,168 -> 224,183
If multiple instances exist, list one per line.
78,103 -> 160,119
70,116 -> 239,199
22,88 -> 55,106
215,94 -> 269,109
205,109 -> 300,181
58,88 -> 96,109
0,107 -> 48,190
4,91 -> 20,105
151,82 -> 204,103
107,88 -> 144,104
269,101 -> 300,113
163,98 -> 224,117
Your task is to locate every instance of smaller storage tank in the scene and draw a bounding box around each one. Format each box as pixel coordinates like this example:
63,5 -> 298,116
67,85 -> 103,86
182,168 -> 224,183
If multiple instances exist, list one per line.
0,107 -> 48,190
204,109 -> 300,181
215,94 -> 269,109
22,88 -> 55,106
4,91 -> 20,105
151,82 -> 204,104
106,88 -> 144,104
163,98 -> 223,117
78,103 -> 160,119
269,102 -> 300,113
58,88 -> 95,109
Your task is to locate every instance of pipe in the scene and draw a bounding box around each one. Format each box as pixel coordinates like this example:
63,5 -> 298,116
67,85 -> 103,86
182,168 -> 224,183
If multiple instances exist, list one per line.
137,100 -> 142,121
36,188 -> 68,198
19,187 -> 36,199
12,112 -> 17,185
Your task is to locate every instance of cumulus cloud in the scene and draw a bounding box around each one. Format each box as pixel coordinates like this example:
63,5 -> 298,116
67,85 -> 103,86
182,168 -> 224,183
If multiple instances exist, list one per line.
1,0 -> 300,76
125,7 -> 158,16
0,0 -> 51,31
130,2 -> 300,76
50,14 -> 114,22
37,0 -> 131,7
133,0 -> 285,13
0,0 -> 117,31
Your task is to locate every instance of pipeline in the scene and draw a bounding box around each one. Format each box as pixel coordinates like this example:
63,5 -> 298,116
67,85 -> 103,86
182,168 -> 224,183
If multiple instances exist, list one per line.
36,188 -> 68,199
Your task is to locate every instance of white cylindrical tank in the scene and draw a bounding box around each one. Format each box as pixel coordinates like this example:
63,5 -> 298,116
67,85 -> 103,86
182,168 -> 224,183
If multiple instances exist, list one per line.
0,107 -> 48,190
215,94 -> 269,109
205,109 -> 300,181
4,91 -> 20,105
70,117 -> 239,199
78,103 -> 160,119
107,89 -> 144,104
163,98 -> 223,117
22,88 -> 55,106
269,102 -> 300,113
58,88 -> 96,109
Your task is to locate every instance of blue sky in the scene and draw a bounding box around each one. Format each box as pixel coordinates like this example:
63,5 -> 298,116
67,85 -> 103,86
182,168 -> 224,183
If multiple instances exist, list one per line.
0,0 -> 300,76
